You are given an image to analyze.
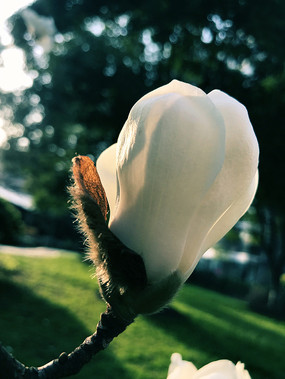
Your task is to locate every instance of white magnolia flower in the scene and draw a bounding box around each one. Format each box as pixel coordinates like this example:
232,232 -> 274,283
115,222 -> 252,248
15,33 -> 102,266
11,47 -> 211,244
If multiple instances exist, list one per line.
97,79 -> 259,287
167,353 -> 251,379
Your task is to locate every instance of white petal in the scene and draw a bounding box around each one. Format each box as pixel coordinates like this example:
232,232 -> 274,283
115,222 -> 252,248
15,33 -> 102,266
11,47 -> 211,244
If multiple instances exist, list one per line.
167,353 -> 198,379
138,79 -> 207,102
235,362 -> 251,379
181,171 -> 258,280
178,90 -> 259,279
202,171 -> 258,252
194,360 -> 237,378
110,80 -> 225,282
208,89 -> 259,184
96,143 -> 117,218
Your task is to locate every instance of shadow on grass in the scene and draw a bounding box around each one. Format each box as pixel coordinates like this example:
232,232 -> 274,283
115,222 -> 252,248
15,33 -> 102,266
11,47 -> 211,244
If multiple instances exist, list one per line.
177,286 -> 285,337
0,275 -> 132,379
145,288 -> 285,379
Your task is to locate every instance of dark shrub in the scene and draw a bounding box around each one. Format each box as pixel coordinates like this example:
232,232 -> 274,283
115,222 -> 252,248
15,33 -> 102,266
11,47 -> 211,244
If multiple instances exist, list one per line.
188,269 -> 250,299
248,285 -> 269,313
0,198 -> 24,245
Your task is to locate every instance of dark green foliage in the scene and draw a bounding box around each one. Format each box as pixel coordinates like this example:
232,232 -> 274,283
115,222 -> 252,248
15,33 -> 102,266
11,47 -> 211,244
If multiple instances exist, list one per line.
0,199 -> 24,245
189,269 -> 250,299
1,0 -> 283,216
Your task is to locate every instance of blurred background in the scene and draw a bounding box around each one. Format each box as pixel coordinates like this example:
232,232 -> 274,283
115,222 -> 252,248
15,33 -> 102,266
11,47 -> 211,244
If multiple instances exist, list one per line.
0,0 -> 284,322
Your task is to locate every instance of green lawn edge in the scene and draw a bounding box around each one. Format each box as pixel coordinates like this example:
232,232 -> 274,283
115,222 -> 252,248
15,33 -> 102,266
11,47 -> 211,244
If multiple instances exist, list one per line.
0,251 -> 284,378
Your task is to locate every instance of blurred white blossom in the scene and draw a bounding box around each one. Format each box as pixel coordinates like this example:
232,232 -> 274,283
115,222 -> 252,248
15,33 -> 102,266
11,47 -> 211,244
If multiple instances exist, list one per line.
167,353 -> 251,379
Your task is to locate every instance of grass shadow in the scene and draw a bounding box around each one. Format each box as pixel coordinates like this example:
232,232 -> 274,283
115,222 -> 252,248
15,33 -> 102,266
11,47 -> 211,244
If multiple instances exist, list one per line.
145,286 -> 285,379
0,275 -> 132,379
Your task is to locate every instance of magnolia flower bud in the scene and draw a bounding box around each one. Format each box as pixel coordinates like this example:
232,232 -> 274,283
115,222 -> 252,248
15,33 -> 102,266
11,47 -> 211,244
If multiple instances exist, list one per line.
97,80 -> 259,283
72,79 -> 259,319
167,353 -> 251,379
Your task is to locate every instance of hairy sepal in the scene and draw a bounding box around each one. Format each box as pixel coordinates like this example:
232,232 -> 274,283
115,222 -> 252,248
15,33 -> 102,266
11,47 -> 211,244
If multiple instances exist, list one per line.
70,156 -> 147,320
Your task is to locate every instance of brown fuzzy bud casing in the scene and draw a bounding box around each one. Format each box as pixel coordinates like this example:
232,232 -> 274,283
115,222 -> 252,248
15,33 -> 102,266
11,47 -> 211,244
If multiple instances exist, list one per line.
70,155 -> 182,322
70,156 -> 146,321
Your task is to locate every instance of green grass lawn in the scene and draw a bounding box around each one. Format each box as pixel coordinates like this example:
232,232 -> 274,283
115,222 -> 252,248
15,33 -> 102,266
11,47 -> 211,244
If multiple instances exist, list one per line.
0,251 -> 284,378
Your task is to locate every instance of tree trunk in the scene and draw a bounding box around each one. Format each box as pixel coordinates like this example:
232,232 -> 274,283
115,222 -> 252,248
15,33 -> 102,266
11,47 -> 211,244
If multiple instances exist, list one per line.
258,206 -> 285,315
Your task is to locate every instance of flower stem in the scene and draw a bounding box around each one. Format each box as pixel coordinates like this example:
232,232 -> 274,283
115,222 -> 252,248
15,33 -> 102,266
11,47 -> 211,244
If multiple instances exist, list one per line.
0,307 -> 134,378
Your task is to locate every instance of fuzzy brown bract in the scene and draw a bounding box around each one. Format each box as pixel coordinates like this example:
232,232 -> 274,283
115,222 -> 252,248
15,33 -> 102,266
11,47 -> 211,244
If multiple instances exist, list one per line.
70,155 -> 148,321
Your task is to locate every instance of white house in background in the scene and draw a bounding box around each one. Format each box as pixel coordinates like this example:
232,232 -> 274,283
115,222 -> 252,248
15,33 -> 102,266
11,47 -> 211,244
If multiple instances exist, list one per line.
0,185 -> 34,211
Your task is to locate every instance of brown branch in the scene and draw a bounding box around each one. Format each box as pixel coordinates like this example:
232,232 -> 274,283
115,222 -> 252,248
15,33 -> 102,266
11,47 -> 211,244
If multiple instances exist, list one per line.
0,156 -> 142,377
0,307 -> 134,378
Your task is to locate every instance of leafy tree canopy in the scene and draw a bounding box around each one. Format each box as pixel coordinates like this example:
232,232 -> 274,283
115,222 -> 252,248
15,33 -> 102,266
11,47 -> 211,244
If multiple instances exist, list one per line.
0,0 -> 284,216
